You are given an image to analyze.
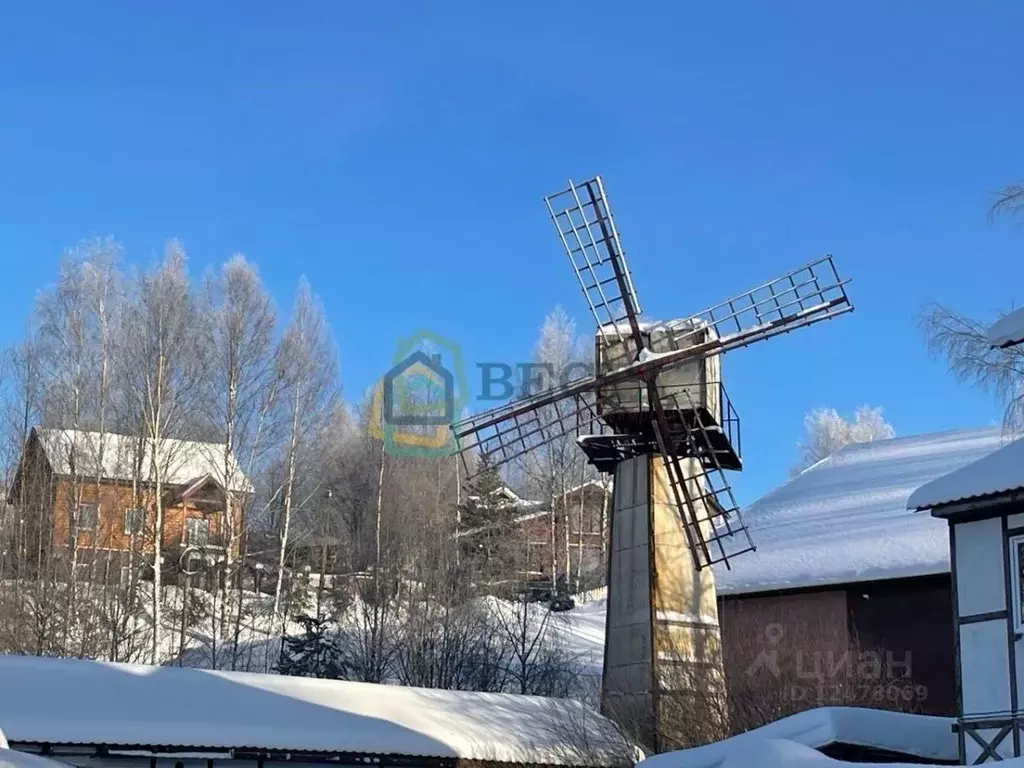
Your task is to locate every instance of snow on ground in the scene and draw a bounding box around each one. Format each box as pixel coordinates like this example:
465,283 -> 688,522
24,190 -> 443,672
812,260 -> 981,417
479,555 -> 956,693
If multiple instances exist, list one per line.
636,707 -> 956,768
552,596 -> 606,680
119,429 -> 1009,684
988,307 -> 1024,349
908,434 -> 1024,511
713,428 -> 1005,595
0,654 -> 629,766
646,738 -> 972,768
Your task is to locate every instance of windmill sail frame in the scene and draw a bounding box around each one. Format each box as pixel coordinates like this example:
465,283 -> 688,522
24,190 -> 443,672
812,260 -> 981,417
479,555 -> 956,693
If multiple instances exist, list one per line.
450,177 -> 853,570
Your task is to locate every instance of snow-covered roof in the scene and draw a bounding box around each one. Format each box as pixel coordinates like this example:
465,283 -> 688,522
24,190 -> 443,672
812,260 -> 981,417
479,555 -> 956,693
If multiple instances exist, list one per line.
0,654 -> 629,766
466,486 -> 543,509
714,428 -> 1006,595
636,706 -> 956,768
0,750 -> 74,768
596,318 -> 708,337
33,428 -> 253,494
907,434 -> 1024,511
987,307 -> 1024,349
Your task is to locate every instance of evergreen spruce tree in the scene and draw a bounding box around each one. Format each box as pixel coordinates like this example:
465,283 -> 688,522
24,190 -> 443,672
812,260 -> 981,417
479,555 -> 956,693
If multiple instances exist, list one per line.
275,609 -> 344,679
457,453 -> 520,585
457,453 -> 506,531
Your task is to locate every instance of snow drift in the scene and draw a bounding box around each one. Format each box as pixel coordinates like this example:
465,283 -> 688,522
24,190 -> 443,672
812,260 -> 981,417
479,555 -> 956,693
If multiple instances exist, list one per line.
636,707 -> 957,768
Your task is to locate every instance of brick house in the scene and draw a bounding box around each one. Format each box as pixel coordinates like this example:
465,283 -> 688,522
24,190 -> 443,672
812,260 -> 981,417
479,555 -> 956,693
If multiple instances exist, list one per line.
6,427 -> 252,586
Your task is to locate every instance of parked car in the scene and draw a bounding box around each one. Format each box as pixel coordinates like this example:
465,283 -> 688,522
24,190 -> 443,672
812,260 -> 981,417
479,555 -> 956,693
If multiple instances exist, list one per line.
549,594 -> 575,612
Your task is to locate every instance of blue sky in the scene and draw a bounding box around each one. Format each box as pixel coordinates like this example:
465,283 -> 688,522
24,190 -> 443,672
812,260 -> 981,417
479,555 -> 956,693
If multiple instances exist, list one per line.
0,2 -> 1021,504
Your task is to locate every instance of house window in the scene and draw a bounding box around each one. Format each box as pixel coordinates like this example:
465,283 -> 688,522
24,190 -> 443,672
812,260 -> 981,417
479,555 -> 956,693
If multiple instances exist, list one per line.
123,508 -> 146,536
526,541 -> 547,574
186,517 -> 210,547
1011,535 -> 1024,632
74,503 -> 98,530
583,502 -> 604,534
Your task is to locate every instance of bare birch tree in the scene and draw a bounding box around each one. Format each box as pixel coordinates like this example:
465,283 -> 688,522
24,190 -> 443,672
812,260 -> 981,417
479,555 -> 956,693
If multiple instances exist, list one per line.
199,255 -> 280,667
992,181 -> 1024,221
34,238 -> 125,657
270,280 -> 339,633
0,330 -> 43,653
519,306 -> 594,588
121,241 -> 204,663
920,181 -> 1024,432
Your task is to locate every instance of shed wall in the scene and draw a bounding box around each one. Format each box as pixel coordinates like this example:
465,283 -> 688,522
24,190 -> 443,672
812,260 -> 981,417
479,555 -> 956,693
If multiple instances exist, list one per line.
719,575 -> 956,723
847,575 -> 955,715
719,588 -> 849,721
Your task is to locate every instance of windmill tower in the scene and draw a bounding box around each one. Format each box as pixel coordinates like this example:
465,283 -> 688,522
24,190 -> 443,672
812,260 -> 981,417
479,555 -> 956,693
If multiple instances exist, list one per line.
451,177 -> 853,752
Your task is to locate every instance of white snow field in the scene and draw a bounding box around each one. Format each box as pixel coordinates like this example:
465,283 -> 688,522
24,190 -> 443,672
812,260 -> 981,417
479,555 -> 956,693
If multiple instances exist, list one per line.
0,654 -> 631,766
908,433 -> 1024,511
636,707 -> 957,768
987,307 -> 1024,349
713,427 -> 1005,595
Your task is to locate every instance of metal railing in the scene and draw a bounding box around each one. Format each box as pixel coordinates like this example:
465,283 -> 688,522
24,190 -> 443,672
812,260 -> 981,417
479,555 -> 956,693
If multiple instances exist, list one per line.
597,380 -> 742,461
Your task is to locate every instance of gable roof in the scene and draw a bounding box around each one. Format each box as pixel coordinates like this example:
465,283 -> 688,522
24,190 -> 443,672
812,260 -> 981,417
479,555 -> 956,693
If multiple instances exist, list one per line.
907,434 -> 1024,511
713,427 -> 1006,595
33,428 -> 253,494
0,654 -> 630,766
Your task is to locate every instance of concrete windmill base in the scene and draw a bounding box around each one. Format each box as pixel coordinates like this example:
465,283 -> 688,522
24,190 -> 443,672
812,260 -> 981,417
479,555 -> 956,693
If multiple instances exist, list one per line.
601,454 -> 730,752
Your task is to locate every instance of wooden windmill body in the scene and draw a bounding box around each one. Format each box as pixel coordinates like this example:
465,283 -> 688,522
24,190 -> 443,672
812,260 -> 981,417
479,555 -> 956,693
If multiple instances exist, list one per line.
451,177 -> 854,752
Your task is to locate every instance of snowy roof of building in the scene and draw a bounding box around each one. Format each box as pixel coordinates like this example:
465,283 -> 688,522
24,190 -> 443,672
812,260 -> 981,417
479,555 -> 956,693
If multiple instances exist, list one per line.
0,654 -> 629,766
907,434 -> 1024,511
0,750 -> 74,768
636,706 -> 956,768
713,427 -> 1006,595
596,318 -> 708,337
987,307 -> 1024,349
33,428 -> 253,494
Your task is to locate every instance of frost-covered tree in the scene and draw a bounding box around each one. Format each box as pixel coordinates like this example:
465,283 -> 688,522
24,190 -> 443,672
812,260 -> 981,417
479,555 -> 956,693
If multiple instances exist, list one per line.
120,242 -> 205,663
270,280 -> 339,633
199,255 -> 280,668
790,406 -> 895,476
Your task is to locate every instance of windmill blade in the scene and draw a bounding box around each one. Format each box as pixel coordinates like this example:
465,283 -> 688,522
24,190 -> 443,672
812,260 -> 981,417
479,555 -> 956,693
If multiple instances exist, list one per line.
584,255 -> 852,393
647,255 -> 851,359
545,177 -> 646,354
454,256 -> 852,477
452,384 -> 606,480
647,380 -> 756,570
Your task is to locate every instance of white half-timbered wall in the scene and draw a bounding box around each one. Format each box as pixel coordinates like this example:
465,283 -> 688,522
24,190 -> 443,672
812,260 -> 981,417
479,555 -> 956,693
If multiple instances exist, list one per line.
951,511 -> 1024,763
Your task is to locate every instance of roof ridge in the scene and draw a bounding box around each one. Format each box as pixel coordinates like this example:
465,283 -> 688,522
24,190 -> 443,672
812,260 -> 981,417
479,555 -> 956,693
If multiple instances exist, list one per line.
832,424 -> 1002,455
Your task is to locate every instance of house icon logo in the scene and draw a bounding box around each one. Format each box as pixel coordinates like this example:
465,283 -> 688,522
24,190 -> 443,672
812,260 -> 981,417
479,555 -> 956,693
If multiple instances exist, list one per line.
370,329 -> 467,457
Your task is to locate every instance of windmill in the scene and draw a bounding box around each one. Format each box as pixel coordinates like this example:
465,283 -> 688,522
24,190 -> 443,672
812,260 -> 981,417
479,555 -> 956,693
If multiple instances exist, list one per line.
450,176 -> 853,750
